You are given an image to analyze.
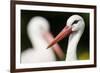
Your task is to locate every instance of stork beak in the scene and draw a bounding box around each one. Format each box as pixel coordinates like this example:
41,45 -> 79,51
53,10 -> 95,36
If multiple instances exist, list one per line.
47,26 -> 72,49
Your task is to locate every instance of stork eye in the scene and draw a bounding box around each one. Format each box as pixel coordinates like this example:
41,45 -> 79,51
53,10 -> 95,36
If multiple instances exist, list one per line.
72,20 -> 80,24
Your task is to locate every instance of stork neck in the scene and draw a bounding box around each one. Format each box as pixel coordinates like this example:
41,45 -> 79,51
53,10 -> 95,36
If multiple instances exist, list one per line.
29,35 -> 48,50
66,31 -> 82,61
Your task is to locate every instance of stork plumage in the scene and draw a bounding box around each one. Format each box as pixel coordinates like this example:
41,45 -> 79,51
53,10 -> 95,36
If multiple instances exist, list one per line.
47,15 -> 85,61
21,16 -> 64,63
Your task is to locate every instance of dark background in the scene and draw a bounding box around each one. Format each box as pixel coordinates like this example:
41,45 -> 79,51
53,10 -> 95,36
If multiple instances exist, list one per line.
21,10 -> 89,60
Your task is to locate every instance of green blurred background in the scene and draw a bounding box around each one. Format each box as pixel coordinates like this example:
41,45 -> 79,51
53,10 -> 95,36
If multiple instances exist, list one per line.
21,10 -> 90,60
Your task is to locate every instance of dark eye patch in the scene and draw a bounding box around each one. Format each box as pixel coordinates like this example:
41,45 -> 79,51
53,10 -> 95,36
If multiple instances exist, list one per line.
72,20 -> 80,25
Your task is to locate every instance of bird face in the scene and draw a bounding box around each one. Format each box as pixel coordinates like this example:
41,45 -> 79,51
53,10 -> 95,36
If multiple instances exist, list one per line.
27,16 -> 50,36
47,15 -> 85,49
67,15 -> 85,32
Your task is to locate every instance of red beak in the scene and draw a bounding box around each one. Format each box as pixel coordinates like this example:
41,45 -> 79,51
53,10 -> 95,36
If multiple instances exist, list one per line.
43,31 -> 65,60
47,26 -> 72,49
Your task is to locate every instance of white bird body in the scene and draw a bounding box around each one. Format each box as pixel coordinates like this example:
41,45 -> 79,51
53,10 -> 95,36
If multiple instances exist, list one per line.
21,16 -> 56,63
21,37 -> 56,63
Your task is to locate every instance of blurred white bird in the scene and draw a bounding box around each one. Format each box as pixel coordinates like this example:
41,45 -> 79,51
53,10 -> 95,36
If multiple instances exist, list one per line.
21,16 -> 64,63
47,15 -> 85,61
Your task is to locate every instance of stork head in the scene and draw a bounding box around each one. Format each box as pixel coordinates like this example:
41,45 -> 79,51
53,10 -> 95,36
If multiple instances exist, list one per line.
67,15 -> 85,32
47,15 -> 85,49
27,16 -> 50,37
